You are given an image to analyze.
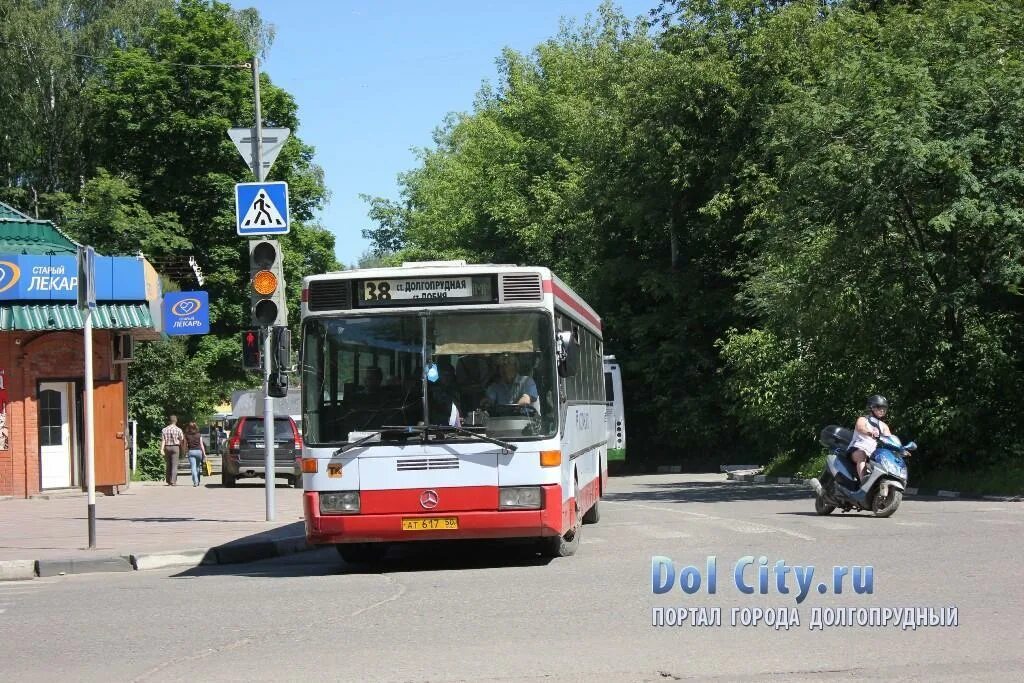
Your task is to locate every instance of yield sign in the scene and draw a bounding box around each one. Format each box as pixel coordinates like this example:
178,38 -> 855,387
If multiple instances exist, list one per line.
228,127 -> 290,179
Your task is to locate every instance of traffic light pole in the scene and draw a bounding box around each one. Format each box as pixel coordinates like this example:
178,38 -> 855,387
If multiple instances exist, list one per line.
253,55 -> 276,523
263,327 -> 275,522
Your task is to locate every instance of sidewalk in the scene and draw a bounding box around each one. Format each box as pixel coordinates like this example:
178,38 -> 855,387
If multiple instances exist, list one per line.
0,476 -> 311,579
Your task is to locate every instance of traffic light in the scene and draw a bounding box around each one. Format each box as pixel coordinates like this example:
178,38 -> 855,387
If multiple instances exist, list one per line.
242,329 -> 262,371
249,239 -> 287,327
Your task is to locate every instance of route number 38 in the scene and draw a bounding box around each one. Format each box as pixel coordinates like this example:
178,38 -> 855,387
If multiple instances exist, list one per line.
363,281 -> 393,301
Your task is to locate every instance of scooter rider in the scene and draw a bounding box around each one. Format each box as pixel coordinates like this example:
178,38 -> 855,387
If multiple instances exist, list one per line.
811,395 -> 892,495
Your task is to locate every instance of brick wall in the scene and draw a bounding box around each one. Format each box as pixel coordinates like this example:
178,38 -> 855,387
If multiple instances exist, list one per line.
0,336 -> 12,496
0,331 -> 115,498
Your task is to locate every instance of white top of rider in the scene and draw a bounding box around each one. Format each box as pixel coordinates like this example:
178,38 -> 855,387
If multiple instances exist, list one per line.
850,414 -> 890,456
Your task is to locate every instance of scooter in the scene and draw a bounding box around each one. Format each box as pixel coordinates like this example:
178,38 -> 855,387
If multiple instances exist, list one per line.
810,425 -> 917,518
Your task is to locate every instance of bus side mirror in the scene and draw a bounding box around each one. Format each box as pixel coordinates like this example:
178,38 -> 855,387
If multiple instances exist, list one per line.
269,326 -> 291,397
272,326 -> 292,372
557,331 -> 579,378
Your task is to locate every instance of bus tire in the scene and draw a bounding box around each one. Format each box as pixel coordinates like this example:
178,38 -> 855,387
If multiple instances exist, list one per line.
336,543 -> 386,565
540,483 -> 581,557
582,499 -> 600,524
539,525 -> 580,558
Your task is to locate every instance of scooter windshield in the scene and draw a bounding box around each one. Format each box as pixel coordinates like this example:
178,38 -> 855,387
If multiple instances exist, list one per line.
875,450 -> 907,478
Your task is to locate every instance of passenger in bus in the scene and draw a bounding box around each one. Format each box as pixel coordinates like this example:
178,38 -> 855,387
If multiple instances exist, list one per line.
364,366 -> 384,395
481,354 -> 540,415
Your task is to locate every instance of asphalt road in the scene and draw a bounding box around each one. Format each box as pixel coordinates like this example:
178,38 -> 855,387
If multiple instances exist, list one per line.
1,474 -> 1021,682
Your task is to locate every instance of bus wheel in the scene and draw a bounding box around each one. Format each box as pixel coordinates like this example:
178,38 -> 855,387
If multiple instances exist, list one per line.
582,500 -> 600,524
336,543 -> 386,565
539,524 -> 580,558
540,481 -> 581,557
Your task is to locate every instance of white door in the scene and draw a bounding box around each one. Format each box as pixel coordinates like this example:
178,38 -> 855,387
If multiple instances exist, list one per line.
39,382 -> 74,489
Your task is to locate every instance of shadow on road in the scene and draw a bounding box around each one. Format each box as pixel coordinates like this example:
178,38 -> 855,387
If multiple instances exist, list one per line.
606,480 -> 811,505
203,482 -> 298,489
73,516 -> 261,523
607,477 -> 1007,504
175,537 -> 553,580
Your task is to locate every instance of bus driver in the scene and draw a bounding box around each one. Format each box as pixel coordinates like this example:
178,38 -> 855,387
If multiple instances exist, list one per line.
481,354 -> 540,415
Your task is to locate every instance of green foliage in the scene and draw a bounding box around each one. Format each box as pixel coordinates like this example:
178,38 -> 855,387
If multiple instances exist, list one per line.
361,0 -> 1024,477
722,0 -> 1024,472
59,170 -> 192,256
911,451 -> 1024,496
2,1 -> 339,422
127,337 -> 218,445
133,442 -> 167,481
763,451 -> 827,481
0,0 -> 171,198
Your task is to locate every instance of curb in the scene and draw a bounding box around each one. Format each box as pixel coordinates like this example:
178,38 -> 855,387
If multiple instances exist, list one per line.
0,559 -> 36,581
132,535 -> 313,571
131,549 -> 215,571
36,556 -> 134,577
725,472 -> 1022,501
0,535 -> 315,581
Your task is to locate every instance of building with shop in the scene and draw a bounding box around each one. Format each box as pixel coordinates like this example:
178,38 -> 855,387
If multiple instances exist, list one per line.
0,202 -> 160,498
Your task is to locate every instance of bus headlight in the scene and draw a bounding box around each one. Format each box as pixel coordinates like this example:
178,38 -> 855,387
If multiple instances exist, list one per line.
320,491 -> 360,514
499,486 -> 542,509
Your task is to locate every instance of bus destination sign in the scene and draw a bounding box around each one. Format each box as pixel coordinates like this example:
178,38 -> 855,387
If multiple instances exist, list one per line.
357,275 -> 495,307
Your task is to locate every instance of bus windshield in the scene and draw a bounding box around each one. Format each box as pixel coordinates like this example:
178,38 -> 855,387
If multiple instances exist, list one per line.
302,310 -> 557,445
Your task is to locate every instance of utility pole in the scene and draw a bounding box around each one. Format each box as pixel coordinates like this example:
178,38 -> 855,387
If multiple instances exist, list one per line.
78,245 -> 97,548
84,305 -> 96,547
252,55 -> 276,523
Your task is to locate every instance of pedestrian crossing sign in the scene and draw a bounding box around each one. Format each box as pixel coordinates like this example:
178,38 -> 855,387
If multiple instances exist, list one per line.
235,181 -> 290,235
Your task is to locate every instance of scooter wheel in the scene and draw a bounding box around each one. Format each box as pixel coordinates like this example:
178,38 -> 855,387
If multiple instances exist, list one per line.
872,489 -> 903,518
814,496 -> 835,516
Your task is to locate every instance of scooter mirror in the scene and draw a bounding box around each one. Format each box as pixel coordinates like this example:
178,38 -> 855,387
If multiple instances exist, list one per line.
904,441 -> 917,451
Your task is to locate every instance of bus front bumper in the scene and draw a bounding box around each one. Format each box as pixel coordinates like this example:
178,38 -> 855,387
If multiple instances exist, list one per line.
303,485 -> 565,544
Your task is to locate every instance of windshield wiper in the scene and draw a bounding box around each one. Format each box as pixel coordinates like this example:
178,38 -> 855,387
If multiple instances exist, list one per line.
335,424 -> 518,454
421,424 -> 518,453
333,431 -> 382,455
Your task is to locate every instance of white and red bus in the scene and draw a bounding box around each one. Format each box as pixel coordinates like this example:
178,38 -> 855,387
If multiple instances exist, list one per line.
298,261 -> 607,562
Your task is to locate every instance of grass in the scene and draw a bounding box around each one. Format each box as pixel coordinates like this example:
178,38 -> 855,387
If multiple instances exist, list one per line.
765,450 -> 1024,496
911,461 -> 1024,497
762,450 -> 825,480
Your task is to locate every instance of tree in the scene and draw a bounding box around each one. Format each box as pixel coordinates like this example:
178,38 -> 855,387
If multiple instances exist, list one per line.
81,0 -> 335,383
2,0 -> 339,453
0,0 -> 169,208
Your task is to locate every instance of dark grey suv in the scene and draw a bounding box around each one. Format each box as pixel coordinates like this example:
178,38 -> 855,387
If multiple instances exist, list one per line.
222,416 -> 302,487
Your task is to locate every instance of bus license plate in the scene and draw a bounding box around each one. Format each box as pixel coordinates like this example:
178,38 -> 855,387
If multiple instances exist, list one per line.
402,517 -> 458,531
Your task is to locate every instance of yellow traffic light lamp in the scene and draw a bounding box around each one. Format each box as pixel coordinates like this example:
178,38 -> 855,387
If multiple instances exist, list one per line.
249,239 -> 286,327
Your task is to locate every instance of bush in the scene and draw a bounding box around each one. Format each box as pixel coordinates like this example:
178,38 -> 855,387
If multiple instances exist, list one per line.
133,442 -> 165,482
763,450 -> 826,480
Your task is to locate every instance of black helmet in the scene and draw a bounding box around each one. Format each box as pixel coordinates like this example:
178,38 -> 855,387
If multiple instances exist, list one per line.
866,394 -> 889,410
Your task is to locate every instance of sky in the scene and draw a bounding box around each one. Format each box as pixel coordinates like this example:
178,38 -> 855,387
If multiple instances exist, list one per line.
229,0 -> 657,267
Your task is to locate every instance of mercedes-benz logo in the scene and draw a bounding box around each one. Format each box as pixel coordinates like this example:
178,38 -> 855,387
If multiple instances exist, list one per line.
419,489 -> 439,509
